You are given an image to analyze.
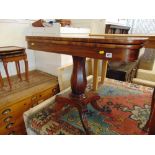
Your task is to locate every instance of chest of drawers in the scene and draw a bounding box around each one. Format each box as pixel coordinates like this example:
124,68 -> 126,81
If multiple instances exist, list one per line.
0,70 -> 59,135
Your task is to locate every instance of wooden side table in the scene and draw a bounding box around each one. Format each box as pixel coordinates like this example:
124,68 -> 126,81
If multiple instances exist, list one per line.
0,46 -> 29,89
26,35 -> 146,134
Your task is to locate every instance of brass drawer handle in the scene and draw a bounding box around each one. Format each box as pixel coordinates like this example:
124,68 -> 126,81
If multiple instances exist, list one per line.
6,123 -> 14,129
3,116 -> 13,123
2,109 -> 11,115
31,96 -> 37,100
52,88 -> 57,93
38,99 -> 44,104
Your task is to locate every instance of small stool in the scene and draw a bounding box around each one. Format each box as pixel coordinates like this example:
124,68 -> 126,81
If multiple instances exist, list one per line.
0,46 -> 29,89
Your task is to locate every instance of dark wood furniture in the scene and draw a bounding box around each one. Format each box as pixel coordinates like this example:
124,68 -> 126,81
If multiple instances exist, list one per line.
105,24 -> 132,82
105,24 -> 130,34
0,71 -> 3,88
0,46 -> 29,89
0,70 -> 59,135
106,61 -> 138,82
26,34 -> 149,134
56,19 -> 71,27
146,88 -> 155,134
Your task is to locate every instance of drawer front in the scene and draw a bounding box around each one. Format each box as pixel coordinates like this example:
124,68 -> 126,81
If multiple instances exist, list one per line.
0,98 -> 31,121
37,86 -> 59,104
30,95 -> 38,108
0,116 -> 26,135
37,88 -> 53,104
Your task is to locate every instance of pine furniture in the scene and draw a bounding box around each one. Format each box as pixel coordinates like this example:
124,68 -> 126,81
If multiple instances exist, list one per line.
0,70 -> 59,135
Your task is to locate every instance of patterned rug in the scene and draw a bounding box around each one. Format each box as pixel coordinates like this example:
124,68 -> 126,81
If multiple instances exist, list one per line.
29,79 -> 153,135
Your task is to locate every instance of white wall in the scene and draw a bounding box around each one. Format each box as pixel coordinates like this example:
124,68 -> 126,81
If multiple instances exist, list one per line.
71,19 -> 106,34
35,52 -> 62,76
30,23 -> 62,76
0,19 -> 107,77
60,27 -> 91,66
60,20 -> 106,67
0,20 -> 36,77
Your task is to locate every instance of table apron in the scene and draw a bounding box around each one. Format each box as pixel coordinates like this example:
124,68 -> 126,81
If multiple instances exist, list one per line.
28,42 -> 140,62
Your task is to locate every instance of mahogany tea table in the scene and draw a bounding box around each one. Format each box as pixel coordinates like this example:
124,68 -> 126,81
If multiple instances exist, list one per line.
26,34 -> 153,134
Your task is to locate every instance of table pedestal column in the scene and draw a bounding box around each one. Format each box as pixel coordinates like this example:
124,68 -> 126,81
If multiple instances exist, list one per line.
50,56 -> 103,134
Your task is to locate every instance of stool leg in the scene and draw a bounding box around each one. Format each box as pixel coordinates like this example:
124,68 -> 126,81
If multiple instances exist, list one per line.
3,61 -> 12,89
93,59 -> 99,91
15,61 -> 22,81
0,72 -> 4,88
101,60 -> 108,84
24,59 -> 29,82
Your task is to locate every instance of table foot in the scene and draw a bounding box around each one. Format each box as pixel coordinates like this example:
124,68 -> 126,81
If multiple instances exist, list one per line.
91,100 -> 112,113
77,106 -> 94,134
49,92 -> 100,134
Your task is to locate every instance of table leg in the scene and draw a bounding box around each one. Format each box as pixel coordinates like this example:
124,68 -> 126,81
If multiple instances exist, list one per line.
24,59 -> 29,82
93,59 -> 99,91
15,61 -> 22,81
101,60 -> 108,84
3,61 -> 12,89
144,88 -> 155,134
50,56 -> 100,134
0,72 -> 3,88
87,58 -> 93,75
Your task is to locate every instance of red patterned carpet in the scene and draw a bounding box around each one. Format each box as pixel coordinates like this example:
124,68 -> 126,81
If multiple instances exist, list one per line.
29,79 -> 153,135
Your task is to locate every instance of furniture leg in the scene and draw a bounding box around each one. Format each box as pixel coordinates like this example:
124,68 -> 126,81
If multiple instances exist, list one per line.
49,56 -> 100,134
0,72 -> 4,88
24,59 -> 29,82
55,92 -> 100,134
91,100 -> 112,113
101,60 -> 108,84
77,105 -> 92,134
15,61 -> 22,81
144,88 -> 155,134
93,59 -> 99,91
87,59 -> 93,75
3,61 -> 12,89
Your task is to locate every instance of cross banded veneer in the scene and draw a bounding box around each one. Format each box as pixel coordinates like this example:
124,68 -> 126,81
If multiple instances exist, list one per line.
26,34 -> 154,134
